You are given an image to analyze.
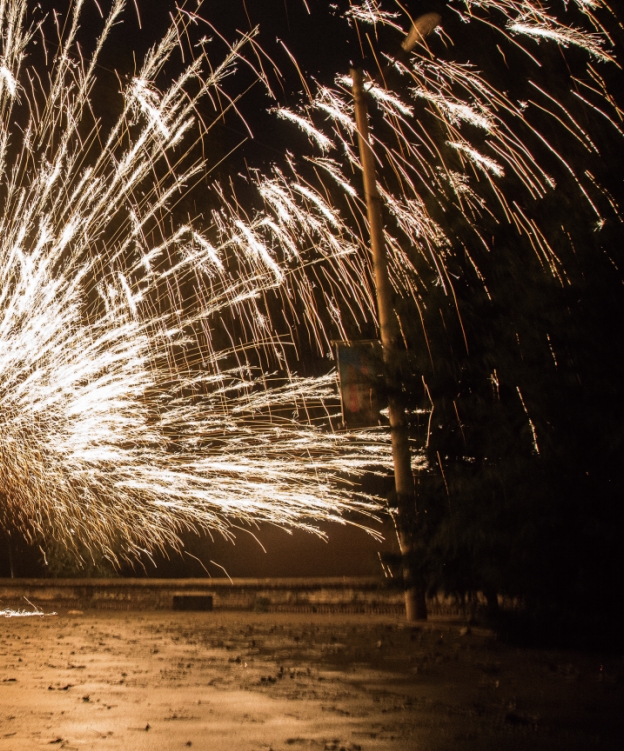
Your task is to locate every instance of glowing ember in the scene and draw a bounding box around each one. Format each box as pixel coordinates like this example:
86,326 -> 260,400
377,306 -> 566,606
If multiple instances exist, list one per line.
0,1 -> 391,566
1,599 -> 54,617
0,0 -> 620,567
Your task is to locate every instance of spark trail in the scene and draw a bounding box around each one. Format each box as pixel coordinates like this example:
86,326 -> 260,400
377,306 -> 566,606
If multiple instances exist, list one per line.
0,0 -> 621,568
0,0 -> 392,566
253,0 -> 622,447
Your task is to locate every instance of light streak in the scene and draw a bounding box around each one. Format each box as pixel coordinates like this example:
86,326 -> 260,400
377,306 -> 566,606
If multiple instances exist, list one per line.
274,108 -> 334,152
346,1 -> 403,32
516,386 -> 540,455
508,21 -> 614,63
253,0 -> 621,465
448,141 -> 506,178
0,0 -> 621,566
0,1 -> 396,566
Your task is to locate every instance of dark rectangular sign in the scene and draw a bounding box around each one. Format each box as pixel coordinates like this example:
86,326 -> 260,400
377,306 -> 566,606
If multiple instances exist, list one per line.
335,340 -> 386,429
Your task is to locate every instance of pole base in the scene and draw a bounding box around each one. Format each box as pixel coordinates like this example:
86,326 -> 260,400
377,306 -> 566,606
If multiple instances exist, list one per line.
404,587 -> 428,621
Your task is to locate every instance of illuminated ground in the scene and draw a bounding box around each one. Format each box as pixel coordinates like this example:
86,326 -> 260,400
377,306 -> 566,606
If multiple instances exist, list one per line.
0,611 -> 622,750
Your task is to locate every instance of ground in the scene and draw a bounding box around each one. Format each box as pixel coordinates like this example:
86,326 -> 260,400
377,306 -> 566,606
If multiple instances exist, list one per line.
0,610 -> 622,750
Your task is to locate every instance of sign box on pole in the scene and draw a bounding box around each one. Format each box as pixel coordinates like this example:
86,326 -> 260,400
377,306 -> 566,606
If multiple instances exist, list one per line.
335,340 -> 387,429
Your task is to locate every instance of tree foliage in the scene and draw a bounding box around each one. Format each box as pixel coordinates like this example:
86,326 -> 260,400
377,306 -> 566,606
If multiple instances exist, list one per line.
257,0 -> 624,642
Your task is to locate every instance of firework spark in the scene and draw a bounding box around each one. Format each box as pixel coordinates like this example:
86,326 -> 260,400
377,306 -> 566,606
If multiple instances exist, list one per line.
0,0 -> 621,567
0,0 -> 393,566
1,597 -> 54,617
1,606 -> 56,617
256,0 -> 622,446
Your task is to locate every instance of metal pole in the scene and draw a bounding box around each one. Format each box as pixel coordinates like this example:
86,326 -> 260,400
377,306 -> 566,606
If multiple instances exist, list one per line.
351,68 -> 427,621
8,534 -> 14,578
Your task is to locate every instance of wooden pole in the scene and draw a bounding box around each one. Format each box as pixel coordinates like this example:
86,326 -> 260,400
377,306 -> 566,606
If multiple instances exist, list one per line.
8,534 -> 14,578
351,67 -> 427,621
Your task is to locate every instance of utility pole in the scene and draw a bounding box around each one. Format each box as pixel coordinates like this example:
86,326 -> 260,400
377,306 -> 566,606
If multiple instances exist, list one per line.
8,532 -> 14,578
351,67 -> 427,621
350,12 -> 441,622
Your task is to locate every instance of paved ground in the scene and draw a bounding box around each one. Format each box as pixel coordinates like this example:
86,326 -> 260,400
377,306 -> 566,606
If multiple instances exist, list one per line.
0,610 -> 622,750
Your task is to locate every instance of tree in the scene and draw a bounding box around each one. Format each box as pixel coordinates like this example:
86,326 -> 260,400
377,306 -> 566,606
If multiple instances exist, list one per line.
247,0 -> 624,637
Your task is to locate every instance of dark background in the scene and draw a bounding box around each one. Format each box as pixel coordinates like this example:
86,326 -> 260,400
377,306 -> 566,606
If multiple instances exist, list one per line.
0,518 -> 398,578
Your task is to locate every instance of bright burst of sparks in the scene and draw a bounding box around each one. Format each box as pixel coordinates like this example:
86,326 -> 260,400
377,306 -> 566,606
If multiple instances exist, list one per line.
345,0 -> 403,31
253,0 -> 621,460
0,0 -> 621,567
274,107 -> 334,152
1,598 -> 54,617
0,0 -> 393,566
1,608 -> 56,618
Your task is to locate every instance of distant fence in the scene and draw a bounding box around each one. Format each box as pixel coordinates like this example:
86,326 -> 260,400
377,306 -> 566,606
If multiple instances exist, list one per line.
0,577 -> 399,614
0,577 -> 517,616
0,577 -> 519,615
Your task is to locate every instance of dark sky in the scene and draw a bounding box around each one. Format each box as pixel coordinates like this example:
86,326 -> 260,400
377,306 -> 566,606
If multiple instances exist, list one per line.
0,517 -> 399,578
73,0 -> 416,114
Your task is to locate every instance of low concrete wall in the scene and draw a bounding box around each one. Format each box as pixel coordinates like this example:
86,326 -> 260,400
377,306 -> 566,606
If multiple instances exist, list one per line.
0,577 -> 409,614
